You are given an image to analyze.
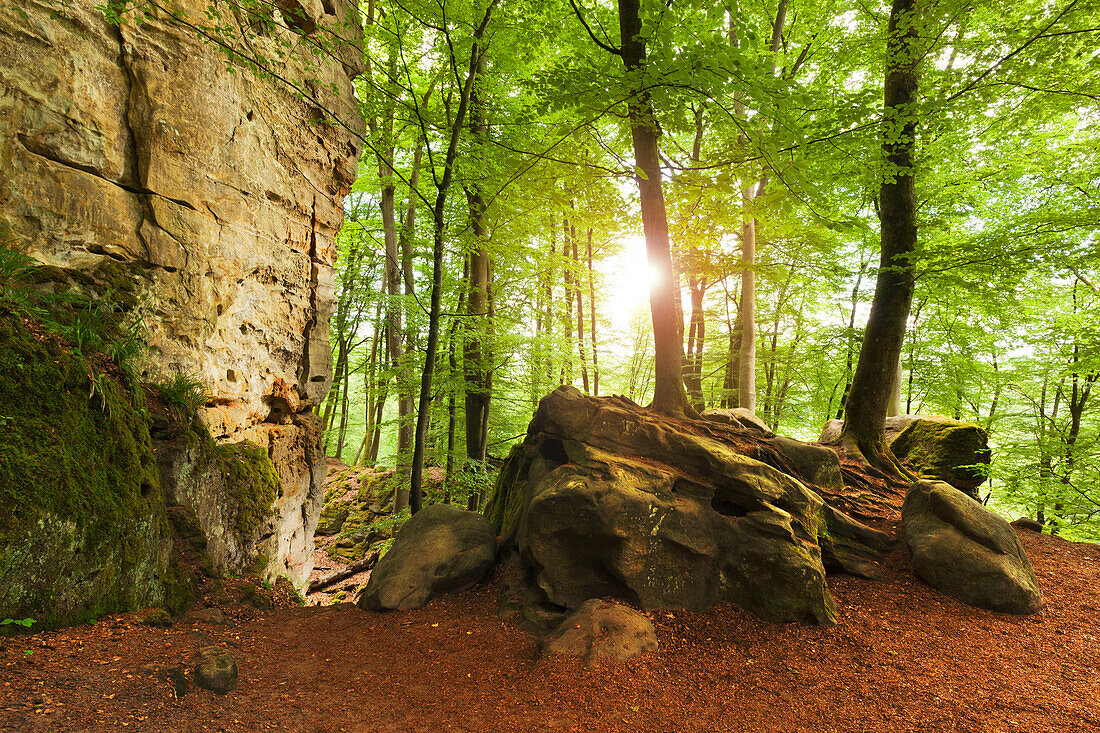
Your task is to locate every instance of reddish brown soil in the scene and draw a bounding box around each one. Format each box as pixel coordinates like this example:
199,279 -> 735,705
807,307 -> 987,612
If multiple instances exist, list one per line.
2,530 -> 1098,733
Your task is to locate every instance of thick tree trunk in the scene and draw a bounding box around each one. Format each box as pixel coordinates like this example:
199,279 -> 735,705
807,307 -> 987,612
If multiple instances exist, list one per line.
618,0 -> 693,417
840,0 -> 920,477
463,46 -> 493,467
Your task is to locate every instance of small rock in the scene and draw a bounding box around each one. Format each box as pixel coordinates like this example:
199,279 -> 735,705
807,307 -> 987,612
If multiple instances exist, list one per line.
140,663 -> 188,698
193,646 -> 238,694
1011,517 -> 1044,533
542,599 -> 658,666
189,607 -> 230,625
134,608 -> 173,628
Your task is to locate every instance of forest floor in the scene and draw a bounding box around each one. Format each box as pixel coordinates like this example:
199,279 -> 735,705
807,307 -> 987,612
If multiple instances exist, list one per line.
1,529 -> 1098,733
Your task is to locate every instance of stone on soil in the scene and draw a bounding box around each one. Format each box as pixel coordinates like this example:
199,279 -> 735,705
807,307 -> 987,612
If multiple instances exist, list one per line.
542,599 -> 658,666
357,504 -> 498,612
902,480 -> 1043,614
193,646 -> 239,695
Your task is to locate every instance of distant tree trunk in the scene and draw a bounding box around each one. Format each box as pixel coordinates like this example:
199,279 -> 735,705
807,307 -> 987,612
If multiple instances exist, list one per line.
840,0 -> 921,477
618,0 -> 693,417
410,1 -> 499,513
738,195 -> 757,413
573,229 -> 590,393
684,277 -> 706,411
560,213 -> 575,386
721,278 -> 740,409
544,233 -> 556,389
586,229 -> 600,395
836,255 -> 870,421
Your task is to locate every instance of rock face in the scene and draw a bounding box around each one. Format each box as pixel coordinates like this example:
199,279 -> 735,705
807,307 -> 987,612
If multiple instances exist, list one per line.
542,599 -> 658,666
485,386 -> 893,626
357,504 -> 499,612
0,0 -> 364,586
902,481 -> 1043,614
820,416 -> 990,499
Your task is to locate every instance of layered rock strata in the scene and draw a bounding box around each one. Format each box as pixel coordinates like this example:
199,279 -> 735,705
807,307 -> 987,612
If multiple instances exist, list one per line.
0,0 -> 363,585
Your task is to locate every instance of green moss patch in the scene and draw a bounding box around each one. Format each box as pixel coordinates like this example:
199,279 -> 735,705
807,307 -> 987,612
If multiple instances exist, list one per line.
212,441 -> 280,540
0,312 -> 169,627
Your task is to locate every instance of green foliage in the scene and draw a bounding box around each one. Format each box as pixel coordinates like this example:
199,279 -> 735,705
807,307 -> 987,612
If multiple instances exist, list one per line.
149,371 -> 213,416
1,618 -> 35,628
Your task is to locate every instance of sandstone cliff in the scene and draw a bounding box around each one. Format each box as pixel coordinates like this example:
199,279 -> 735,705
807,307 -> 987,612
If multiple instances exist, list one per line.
0,0 -> 363,586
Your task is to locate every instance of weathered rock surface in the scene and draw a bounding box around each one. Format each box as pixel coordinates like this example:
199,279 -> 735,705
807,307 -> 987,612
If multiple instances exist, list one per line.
902,480 -> 1043,614
485,387 -> 893,626
357,504 -> 498,612
820,416 -> 990,499
542,599 -> 658,666
0,0 -> 363,587
193,646 -> 238,695
701,407 -> 774,436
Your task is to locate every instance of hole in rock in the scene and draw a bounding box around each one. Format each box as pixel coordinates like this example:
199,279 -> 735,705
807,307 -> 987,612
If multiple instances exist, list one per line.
226,369 -> 237,383
140,480 -> 154,499
538,438 -> 569,467
310,375 -> 326,382
710,493 -> 751,517
246,110 -> 254,121
263,395 -> 292,423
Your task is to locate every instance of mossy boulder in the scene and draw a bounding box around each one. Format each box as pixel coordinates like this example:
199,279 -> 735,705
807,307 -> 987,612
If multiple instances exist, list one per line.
903,480 -> 1043,614
485,386 -> 894,626
154,415 -> 281,580
820,415 -> 990,499
0,314 -> 172,628
891,417 -> 990,498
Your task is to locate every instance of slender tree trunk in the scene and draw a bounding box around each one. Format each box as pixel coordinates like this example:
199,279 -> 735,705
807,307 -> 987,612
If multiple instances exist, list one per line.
410,0 -> 499,513
586,229 -> 600,395
573,231 -> 590,393
618,0 -> 693,416
840,0 -> 921,477
560,213 -> 574,385
738,196 -> 757,413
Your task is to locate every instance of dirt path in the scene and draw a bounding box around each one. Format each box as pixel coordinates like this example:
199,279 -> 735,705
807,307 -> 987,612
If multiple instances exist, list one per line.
2,530 -> 1098,732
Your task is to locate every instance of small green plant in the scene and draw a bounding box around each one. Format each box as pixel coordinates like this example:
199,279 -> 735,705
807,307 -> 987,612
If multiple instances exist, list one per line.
150,371 -> 212,414
1,618 -> 35,629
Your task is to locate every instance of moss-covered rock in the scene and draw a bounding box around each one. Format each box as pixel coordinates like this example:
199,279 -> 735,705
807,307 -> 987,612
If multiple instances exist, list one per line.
890,417 -> 990,498
0,313 -> 171,628
154,413 -> 282,581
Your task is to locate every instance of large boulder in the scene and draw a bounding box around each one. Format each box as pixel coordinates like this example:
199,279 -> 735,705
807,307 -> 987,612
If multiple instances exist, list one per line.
357,504 -> 498,612
485,387 -> 893,626
820,416 -> 990,499
902,480 -> 1043,614
542,599 -> 658,666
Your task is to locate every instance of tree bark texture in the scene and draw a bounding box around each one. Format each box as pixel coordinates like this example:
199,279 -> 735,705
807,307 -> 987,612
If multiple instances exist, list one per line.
841,0 -> 920,475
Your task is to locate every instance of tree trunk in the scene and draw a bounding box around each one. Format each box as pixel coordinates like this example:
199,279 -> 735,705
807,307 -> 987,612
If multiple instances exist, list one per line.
840,0 -> 921,477
738,198 -> 757,413
586,228 -> 600,395
618,0 -> 693,416
463,46 -> 493,468
410,0 -> 499,513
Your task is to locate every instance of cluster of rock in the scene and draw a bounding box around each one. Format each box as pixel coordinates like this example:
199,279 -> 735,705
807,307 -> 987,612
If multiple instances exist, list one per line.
0,0 -> 363,624
355,387 -> 1043,666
